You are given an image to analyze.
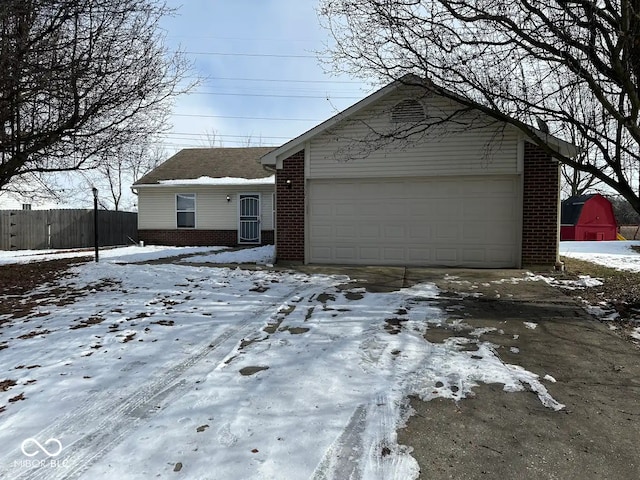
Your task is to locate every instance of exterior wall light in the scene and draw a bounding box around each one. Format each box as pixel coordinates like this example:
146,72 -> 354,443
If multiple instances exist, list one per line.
226,195 -> 231,202
286,179 -> 292,189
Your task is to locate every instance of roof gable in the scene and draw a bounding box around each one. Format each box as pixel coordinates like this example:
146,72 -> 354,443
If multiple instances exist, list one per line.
261,75 -> 578,167
561,194 -> 595,225
562,193 -> 617,227
135,147 -> 275,185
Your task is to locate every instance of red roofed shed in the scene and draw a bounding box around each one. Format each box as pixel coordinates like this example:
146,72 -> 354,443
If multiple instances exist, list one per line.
560,194 -> 617,241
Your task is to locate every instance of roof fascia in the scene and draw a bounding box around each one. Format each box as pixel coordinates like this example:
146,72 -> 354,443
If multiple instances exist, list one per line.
132,182 -> 274,188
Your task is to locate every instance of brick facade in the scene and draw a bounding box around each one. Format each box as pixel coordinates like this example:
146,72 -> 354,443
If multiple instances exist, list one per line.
521,142 -> 560,267
139,229 -> 274,247
275,150 -> 305,262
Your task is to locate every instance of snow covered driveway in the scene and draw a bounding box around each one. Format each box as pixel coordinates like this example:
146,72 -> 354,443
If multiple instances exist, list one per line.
0,248 -> 563,479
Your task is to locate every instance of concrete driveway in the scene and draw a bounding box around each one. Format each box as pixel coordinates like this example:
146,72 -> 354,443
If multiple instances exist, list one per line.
298,265 -> 640,480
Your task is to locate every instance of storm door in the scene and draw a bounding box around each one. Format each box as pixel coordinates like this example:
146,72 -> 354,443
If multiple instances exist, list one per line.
238,194 -> 261,244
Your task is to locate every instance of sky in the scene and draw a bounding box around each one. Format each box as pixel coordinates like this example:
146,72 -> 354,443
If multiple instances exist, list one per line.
0,0 -> 374,210
159,0 -> 372,153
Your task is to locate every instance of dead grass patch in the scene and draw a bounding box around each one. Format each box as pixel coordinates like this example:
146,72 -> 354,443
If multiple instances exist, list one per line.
561,257 -> 640,319
0,379 -> 17,391
70,316 -> 105,330
17,329 -> 51,339
0,258 -> 121,322
8,392 -> 25,403
560,257 -> 640,347
150,319 -> 174,326
239,366 -> 269,376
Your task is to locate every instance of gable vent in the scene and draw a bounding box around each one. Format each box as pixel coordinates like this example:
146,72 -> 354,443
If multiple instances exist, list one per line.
391,99 -> 426,123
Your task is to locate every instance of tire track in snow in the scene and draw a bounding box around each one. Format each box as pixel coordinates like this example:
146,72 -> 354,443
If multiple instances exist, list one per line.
312,403 -> 367,480
312,394 -> 418,480
5,282 -> 332,480
361,393 -> 419,480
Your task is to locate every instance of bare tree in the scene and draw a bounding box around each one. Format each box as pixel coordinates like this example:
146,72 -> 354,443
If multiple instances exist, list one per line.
561,121 -> 603,198
319,0 -> 640,213
201,129 -> 221,148
609,195 -> 640,224
88,141 -> 166,210
562,164 -> 601,198
0,0 -> 193,194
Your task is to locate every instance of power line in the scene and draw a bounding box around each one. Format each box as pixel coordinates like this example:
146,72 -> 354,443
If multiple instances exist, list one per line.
189,91 -> 361,99
163,132 -> 291,140
172,113 -> 321,122
160,140 -> 280,148
198,76 -> 362,85
184,75 -> 364,85
168,34 -> 318,43
185,51 -> 323,59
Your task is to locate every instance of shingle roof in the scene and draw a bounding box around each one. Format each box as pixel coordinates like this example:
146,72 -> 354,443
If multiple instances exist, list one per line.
561,194 -> 595,225
134,147 -> 275,185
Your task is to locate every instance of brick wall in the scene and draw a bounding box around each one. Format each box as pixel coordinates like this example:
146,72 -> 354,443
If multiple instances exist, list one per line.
139,229 -> 274,247
522,142 -> 560,267
275,150 -> 305,262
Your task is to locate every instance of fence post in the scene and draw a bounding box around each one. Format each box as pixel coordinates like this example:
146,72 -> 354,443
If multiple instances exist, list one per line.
93,188 -> 99,262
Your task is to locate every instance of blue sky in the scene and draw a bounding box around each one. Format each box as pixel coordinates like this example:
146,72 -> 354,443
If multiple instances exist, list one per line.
161,0 -> 373,153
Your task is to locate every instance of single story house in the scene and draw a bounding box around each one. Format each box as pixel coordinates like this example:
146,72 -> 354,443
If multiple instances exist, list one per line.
561,194 -> 617,241
133,147 -> 275,246
261,76 -> 577,268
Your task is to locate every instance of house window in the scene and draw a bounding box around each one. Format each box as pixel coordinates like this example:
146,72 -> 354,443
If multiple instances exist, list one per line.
176,193 -> 196,228
391,99 -> 426,123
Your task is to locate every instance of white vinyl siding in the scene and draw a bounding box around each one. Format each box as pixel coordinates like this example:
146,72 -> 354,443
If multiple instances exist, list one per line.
307,176 -> 520,267
308,88 -> 519,179
137,185 -> 274,230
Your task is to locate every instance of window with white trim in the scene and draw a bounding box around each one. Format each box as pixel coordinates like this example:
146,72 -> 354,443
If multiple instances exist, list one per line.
176,193 -> 196,228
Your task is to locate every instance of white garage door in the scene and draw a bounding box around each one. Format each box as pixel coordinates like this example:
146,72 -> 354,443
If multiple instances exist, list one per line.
308,176 -> 520,267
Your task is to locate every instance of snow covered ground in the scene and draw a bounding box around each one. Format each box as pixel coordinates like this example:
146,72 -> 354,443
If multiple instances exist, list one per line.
560,240 -> 640,272
0,245 -> 227,266
184,245 -> 275,265
0,246 -> 564,479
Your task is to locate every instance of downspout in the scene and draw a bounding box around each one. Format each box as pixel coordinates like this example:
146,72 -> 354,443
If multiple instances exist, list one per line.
130,186 -> 141,245
555,162 -> 564,271
263,164 -> 278,261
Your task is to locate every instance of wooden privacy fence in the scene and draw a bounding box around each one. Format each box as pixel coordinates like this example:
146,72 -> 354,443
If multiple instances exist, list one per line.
0,209 -> 138,250
619,225 -> 640,240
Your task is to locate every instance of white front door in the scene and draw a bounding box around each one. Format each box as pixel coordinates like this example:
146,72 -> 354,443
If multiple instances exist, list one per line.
239,194 -> 261,244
